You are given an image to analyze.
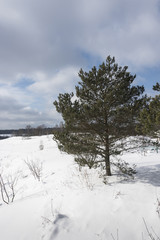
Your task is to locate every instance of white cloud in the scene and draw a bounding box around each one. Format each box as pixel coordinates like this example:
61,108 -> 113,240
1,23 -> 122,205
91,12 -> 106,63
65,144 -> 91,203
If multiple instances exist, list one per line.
28,67 -> 79,96
0,83 -> 59,129
74,0 -> 160,69
0,0 -> 160,128
0,0 -> 159,82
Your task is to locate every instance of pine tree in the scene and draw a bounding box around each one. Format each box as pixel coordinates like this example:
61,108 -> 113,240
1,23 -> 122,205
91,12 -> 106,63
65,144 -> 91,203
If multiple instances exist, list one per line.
153,82 -> 160,91
53,56 -> 146,176
139,81 -> 160,136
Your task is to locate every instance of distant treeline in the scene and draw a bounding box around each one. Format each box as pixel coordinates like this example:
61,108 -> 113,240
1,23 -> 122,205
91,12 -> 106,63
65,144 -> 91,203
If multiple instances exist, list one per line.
0,124 -> 62,137
0,136 -> 11,140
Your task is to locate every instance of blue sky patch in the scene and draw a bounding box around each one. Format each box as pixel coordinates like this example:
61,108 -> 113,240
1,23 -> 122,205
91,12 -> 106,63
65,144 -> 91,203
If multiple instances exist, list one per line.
14,78 -> 35,89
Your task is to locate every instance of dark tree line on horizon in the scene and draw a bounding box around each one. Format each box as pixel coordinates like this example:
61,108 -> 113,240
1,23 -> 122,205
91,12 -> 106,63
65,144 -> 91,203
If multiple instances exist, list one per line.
0,125 -> 62,138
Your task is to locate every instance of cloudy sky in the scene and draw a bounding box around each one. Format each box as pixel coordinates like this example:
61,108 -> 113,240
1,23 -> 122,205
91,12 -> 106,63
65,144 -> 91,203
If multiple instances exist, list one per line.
0,0 -> 160,129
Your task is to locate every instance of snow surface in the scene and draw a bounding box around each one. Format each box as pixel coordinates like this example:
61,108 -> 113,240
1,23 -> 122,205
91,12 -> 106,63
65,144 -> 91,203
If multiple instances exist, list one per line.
0,135 -> 160,240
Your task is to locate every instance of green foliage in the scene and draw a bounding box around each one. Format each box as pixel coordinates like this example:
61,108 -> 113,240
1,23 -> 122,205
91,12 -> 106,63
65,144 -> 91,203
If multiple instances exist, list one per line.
138,81 -> 160,137
113,159 -> 137,177
53,56 -> 146,176
153,82 -> 160,91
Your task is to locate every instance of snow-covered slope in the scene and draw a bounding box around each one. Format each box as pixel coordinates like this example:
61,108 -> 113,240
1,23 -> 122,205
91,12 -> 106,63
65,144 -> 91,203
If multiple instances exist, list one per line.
0,135 -> 160,240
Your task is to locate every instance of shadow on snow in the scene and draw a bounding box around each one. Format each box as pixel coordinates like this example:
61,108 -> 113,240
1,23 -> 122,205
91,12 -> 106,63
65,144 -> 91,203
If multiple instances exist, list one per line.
135,164 -> 160,187
116,164 -> 160,187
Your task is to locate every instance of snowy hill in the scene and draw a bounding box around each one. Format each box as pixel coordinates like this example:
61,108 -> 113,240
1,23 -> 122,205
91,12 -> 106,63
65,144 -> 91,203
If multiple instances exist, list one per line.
0,135 -> 160,240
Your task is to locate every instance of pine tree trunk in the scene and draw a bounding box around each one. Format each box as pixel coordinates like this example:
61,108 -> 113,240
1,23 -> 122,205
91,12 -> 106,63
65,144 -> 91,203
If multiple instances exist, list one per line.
104,117 -> 112,176
105,134 -> 111,176
105,152 -> 111,176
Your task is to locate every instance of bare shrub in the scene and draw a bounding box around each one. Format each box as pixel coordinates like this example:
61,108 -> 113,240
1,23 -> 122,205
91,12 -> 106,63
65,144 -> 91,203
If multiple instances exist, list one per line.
41,199 -> 55,226
80,169 -> 94,190
24,158 -> 42,181
71,167 -> 96,190
143,218 -> 160,240
156,197 -> 160,218
111,229 -> 119,240
0,172 -> 18,204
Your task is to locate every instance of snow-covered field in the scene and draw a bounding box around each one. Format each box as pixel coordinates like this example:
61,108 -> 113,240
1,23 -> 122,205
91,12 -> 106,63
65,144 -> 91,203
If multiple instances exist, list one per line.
0,135 -> 160,240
